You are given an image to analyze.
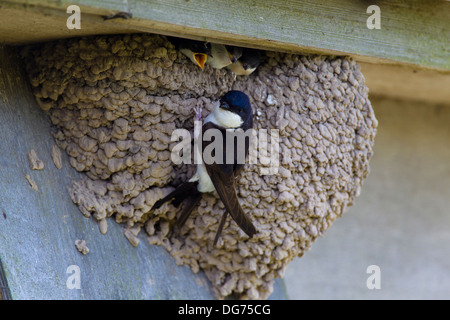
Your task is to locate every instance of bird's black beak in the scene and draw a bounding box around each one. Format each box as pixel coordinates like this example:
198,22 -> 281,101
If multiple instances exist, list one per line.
220,101 -> 230,110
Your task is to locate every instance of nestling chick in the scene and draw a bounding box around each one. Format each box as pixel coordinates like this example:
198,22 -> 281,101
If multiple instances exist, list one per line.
206,44 -> 243,69
168,36 -> 209,69
227,48 -> 261,76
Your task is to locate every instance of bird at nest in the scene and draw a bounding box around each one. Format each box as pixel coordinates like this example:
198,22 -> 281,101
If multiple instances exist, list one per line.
227,48 -> 261,76
168,37 -> 243,70
151,90 -> 257,246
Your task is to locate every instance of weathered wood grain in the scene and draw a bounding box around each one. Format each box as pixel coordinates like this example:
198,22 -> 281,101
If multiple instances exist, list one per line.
0,45 -> 287,299
1,0 -> 448,104
1,0 -> 449,71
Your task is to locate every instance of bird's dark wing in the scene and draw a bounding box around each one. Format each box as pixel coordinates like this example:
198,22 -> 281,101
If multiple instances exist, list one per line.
151,181 -> 202,231
176,192 -> 202,228
205,161 -> 256,240
151,181 -> 199,210
214,211 -> 228,245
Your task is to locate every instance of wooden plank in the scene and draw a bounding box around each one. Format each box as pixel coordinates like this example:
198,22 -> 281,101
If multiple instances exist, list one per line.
0,3 -> 131,44
0,0 -> 449,72
0,45 -> 287,299
129,0 -> 450,71
0,0 -> 448,104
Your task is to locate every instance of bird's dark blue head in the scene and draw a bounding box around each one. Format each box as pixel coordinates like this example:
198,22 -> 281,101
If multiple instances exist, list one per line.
219,90 -> 253,123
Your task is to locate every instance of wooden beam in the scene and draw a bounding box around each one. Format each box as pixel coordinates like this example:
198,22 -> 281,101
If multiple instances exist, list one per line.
0,0 -> 449,72
0,0 -> 448,104
0,2 -> 131,44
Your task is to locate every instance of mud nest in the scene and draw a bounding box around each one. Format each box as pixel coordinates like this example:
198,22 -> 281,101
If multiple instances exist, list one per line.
24,34 -> 377,299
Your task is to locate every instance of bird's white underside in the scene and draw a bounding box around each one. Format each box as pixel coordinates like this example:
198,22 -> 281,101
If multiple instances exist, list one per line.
190,103 -> 243,193
227,61 -> 256,76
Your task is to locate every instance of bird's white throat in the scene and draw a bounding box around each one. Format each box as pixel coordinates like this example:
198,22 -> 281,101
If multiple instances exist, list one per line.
204,103 -> 243,129
227,61 -> 256,76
